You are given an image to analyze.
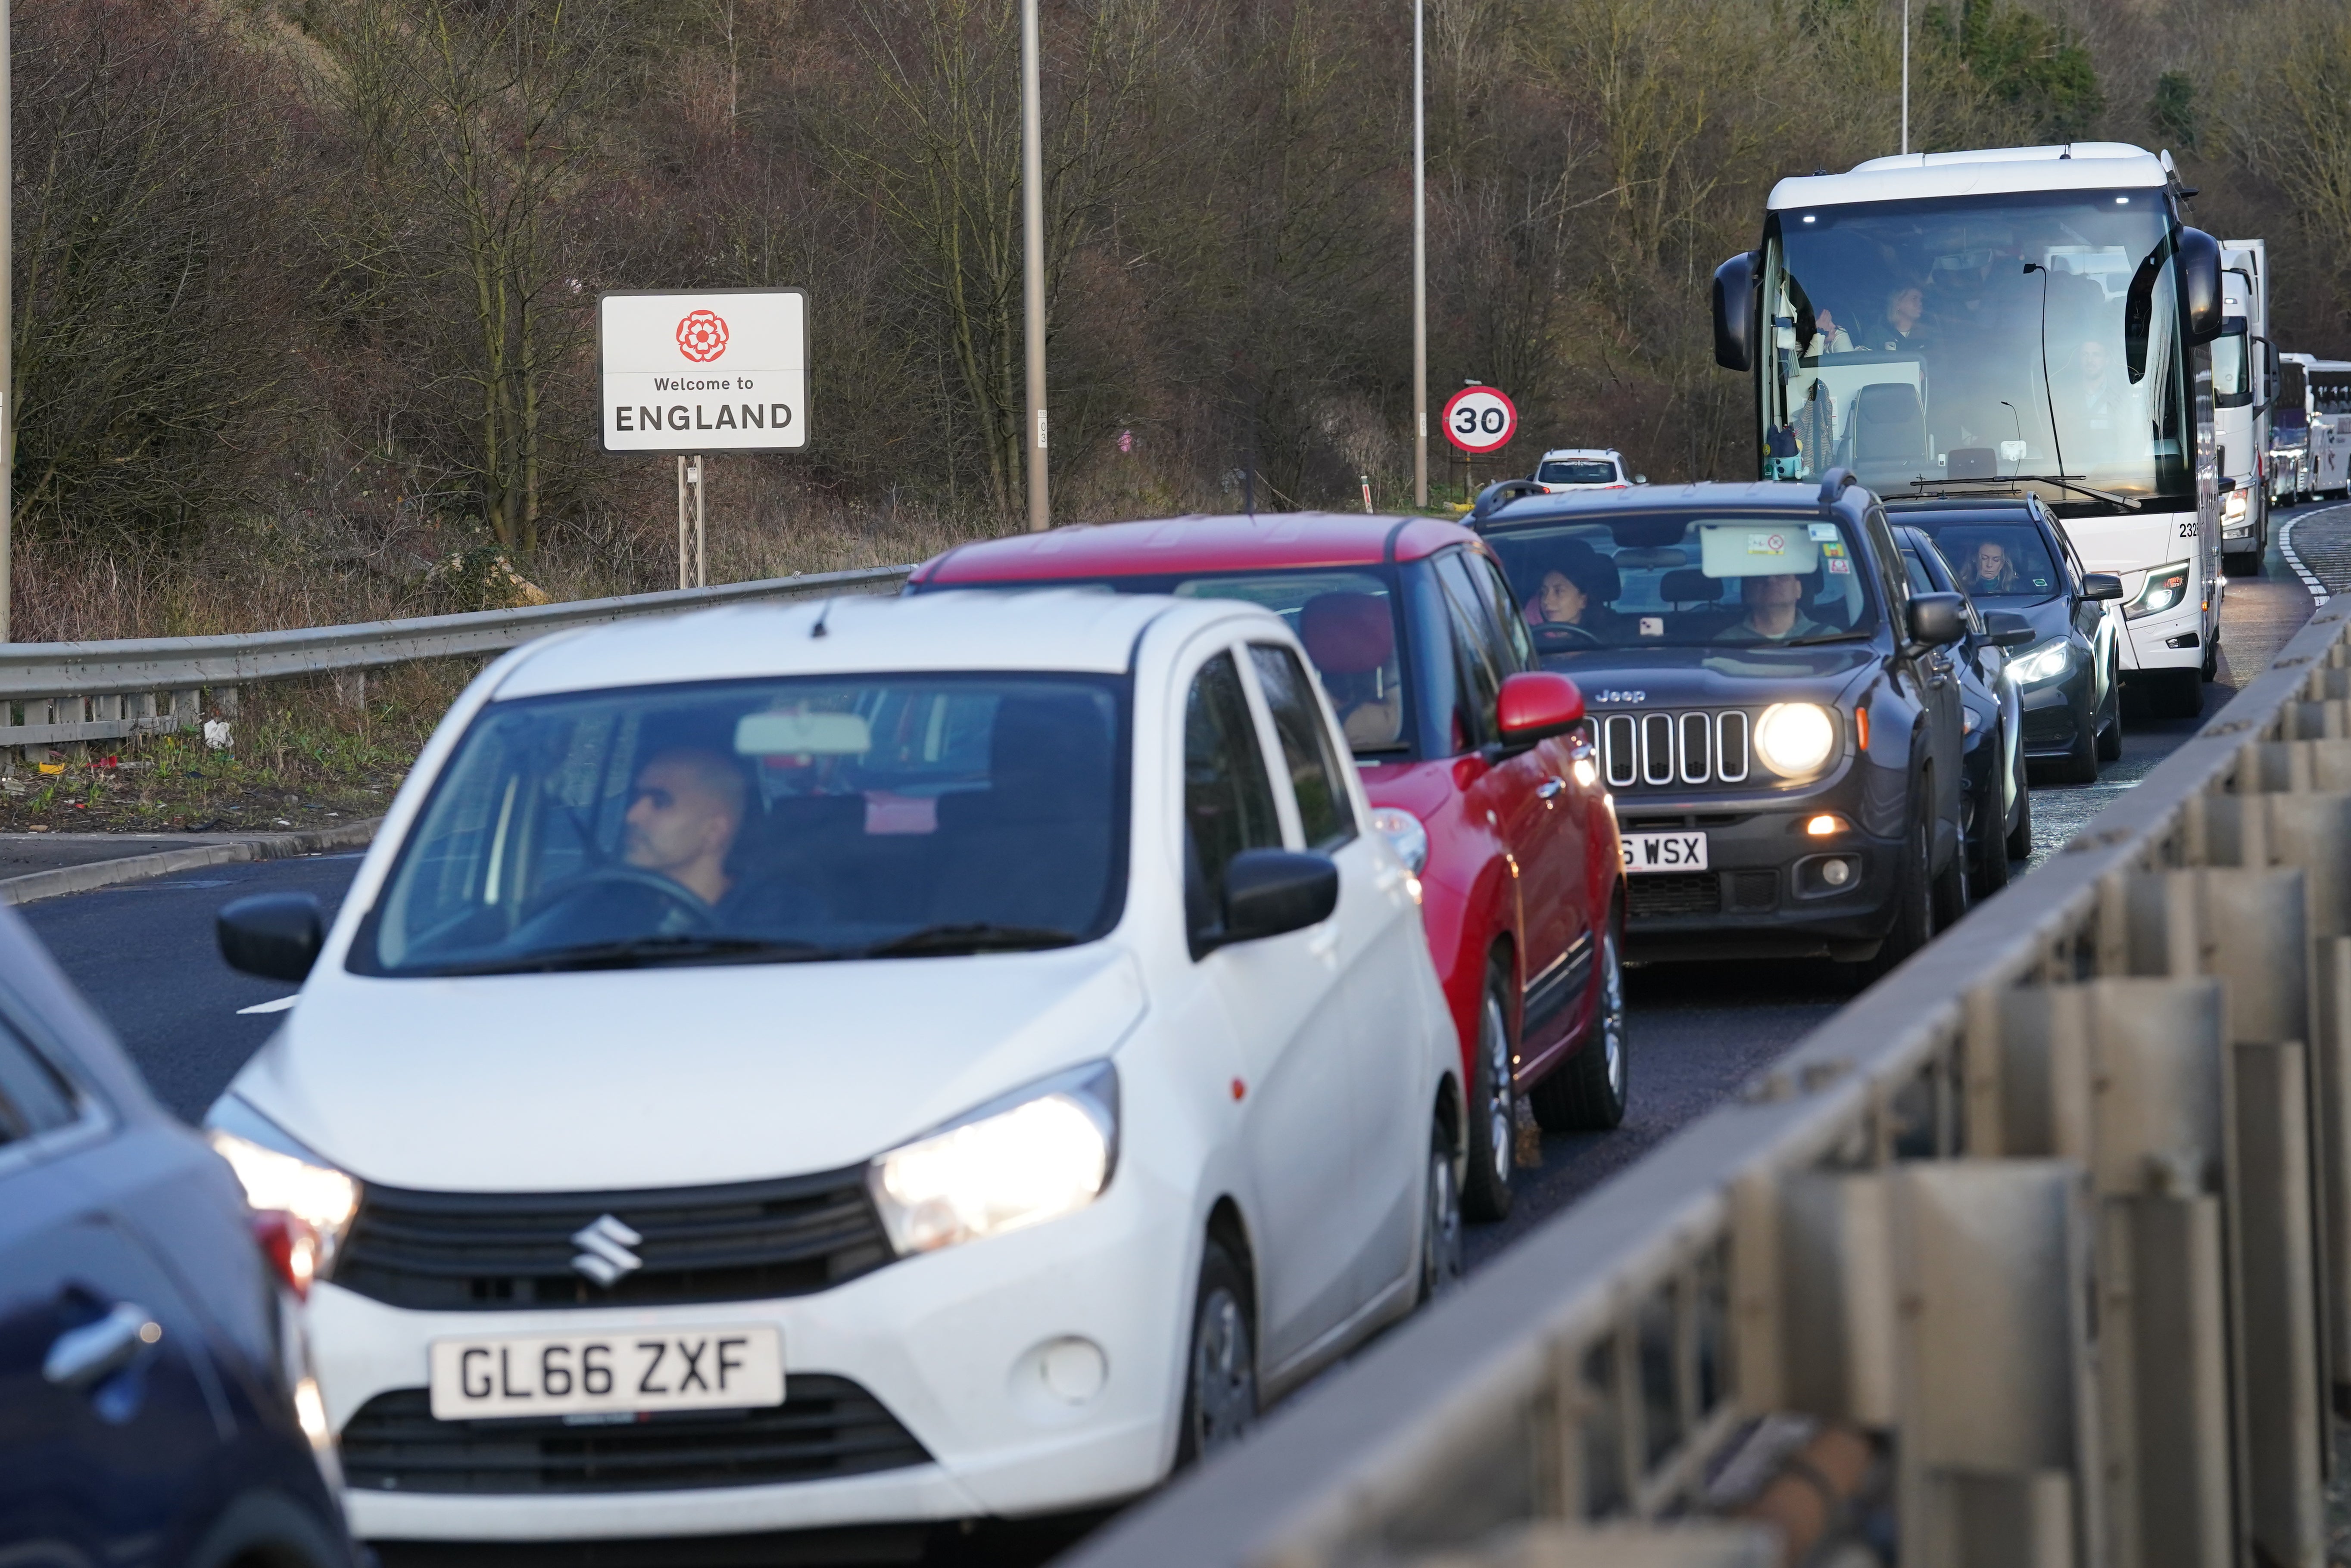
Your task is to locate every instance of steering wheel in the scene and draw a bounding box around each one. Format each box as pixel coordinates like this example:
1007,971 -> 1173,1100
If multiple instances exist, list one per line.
520,865 -> 715,937
1536,622 -> 1604,648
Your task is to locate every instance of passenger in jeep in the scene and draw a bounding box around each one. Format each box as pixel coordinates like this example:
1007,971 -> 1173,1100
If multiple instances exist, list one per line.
1713,573 -> 1824,644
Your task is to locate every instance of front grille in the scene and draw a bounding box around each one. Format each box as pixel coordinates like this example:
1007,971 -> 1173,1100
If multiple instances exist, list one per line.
1627,873 -> 1722,918
335,1170 -> 894,1311
341,1375 -> 930,1494
1601,711 -> 1750,790
2021,706 -> 2078,747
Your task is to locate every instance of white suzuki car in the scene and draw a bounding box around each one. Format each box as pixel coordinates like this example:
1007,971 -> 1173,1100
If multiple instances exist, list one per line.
203,589 -> 1466,1553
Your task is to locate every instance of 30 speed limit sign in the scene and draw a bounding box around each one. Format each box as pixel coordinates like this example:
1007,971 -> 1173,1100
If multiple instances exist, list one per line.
1442,386 -> 1518,454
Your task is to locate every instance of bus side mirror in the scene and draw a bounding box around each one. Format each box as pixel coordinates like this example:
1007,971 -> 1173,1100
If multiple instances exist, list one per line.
1712,252 -> 1759,371
2178,228 -> 2224,344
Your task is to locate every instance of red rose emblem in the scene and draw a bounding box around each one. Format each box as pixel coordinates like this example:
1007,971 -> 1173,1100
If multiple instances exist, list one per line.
676,310 -> 730,363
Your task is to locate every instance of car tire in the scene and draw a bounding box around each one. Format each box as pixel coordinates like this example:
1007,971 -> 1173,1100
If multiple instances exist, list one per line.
2202,635 -> 2220,683
1932,812 -> 1971,928
2095,669 -> 2123,762
1848,806 -> 1933,987
1461,968 -> 1516,1222
2049,693 -> 2099,783
2004,770 -> 2034,862
1972,773 -> 2012,899
1529,918 -> 1628,1133
1419,1118 -> 1464,1305
1175,1240 -> 1256,1468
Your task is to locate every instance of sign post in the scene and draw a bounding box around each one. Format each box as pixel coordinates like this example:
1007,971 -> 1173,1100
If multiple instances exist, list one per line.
1441,384 -> 1518,504
602,289 -> 807,588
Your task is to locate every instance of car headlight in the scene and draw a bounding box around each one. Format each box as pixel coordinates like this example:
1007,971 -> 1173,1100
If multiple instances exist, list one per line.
1753,703 -> 1837,776
1370,807 -> 1430,874
868,1063 -> 1117,1256
2008,638 -> 2072,686
2126,562 -> 2190,620
204,1096 -> 361,1273
2222,491 -> 2248,525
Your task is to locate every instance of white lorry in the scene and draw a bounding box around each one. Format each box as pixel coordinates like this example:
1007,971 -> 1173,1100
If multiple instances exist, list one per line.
1714,143 -> 2227,717
2215,240 -> 2274,569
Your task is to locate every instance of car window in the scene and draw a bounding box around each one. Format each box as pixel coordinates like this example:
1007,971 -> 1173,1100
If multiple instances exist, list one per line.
1184,652 -> 1285,938
358,672 -> 1130,975
1247,645 -> 1357,852
1538,460 -> 1618,485
1169,571 -> 1410,759
1469,553 -> 1537,672
0,1021 -> 79,1146
1433,554 -> 1503,748
1903,516 -> 2066,603
1898,547 -> 1936,596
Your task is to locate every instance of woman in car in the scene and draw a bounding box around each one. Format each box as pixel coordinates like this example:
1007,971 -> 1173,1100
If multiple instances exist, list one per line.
1520,544 -> 1618,641
1963,538 -> 2023,597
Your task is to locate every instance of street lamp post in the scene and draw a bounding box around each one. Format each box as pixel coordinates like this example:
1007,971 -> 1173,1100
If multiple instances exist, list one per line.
1020,0 -> 1049,532
2,0 -> 14,640
1410,0 -> 1427,512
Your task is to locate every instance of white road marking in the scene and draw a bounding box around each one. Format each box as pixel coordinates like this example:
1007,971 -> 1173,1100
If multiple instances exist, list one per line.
236,996 -> 298,1015
2277,507 -> 2337,607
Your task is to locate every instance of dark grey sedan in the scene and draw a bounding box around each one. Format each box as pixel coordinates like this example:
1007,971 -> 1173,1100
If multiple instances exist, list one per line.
1886,498 -> 2124,784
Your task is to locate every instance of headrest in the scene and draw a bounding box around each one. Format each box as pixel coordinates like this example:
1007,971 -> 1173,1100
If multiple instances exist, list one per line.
1658,568 -> 1720,604
1854,382 -> 1924,425
1300,593 -> 1395,675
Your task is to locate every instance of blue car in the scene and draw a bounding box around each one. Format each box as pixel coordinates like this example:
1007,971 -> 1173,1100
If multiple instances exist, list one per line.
0,904 -> 354,1568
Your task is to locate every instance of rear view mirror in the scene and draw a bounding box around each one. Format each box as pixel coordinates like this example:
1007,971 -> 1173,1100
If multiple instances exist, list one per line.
1712,251 -> 1759,371
1982,610 -> 2036,649
1906,593 -> 1967,647
2177,227 -> 2224,344
218,893 -> 324,983
1496,671 -> 1585,750
1218,850 -> 1339,947
2081,573 -> 2124,602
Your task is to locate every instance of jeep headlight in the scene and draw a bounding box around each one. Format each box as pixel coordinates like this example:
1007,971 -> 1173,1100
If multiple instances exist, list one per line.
204,1096 -> 361,1272
2008,638 -> 2072,686
868,1063 -> 1117,1255
2126,562 -> 2190,620
1753,702 -> 1837,776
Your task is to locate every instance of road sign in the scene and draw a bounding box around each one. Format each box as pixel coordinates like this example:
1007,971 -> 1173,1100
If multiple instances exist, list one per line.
1441,385 -> 1517,454
600,289 -> 807,453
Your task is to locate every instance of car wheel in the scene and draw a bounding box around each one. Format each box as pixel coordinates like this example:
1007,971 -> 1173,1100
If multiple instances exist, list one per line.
2049,694 -> 2099,783
1175,1241 -> 1256,1468
1529,917 -> 1628,1132
2202,635 -> 2220,683
1971,756 -> 2012,899
1461,970 -> 1516,1222
1419,1119 -> 1464,1304
1932,811 -> 1971,928
2095,668 -> 2123,762
1847,806 -> 1933,987
2004,770 -> 2034,862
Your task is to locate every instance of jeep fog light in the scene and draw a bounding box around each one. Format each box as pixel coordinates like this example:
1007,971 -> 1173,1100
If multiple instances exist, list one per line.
1822,858 -> 1855,887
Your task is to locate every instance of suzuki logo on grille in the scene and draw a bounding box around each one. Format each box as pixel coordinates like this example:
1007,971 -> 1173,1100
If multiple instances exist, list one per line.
570,1214 -> 644,1286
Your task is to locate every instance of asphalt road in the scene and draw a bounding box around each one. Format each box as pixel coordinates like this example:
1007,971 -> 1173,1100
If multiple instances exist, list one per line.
8,512 -> 2330,1565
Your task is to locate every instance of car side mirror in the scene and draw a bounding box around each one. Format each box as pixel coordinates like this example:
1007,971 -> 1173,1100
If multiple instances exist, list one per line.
1219,850 -> 1339,946
218,893 -> 324,982
2081,572 -> 2124,602
1906,592 -> 1967,647
1982,610 -> 2035,649
2217,474 -> 2236,493
1496,671 -> 1584,751
1712,251 -> 1759,371
1634,474 -> 1649,485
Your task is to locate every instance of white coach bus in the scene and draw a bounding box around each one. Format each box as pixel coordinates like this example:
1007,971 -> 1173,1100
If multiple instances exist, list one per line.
1712,143 -> 2226,716
2276,352 -> 2351,501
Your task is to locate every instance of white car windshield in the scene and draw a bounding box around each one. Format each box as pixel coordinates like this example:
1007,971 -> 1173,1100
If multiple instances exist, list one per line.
1484,514 -> 1883,650
356,674 -> 1128,976
1538,460 -> 1617,485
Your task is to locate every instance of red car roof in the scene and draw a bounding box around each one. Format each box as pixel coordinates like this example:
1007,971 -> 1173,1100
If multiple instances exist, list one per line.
910,512 -> 1477,584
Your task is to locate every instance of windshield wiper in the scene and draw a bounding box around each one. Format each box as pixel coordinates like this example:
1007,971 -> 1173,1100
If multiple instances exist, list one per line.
1777,630 -> 1871,647
1350,743 -> 1413,758
1895,473 -> 2143,510
862,923 -> 1082,958
424,934 -> 842,977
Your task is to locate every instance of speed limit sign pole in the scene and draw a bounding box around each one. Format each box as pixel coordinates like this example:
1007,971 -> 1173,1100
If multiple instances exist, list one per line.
1442,384 -> 1518,502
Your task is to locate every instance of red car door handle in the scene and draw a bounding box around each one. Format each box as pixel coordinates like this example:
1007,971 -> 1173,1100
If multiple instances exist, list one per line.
43,1302 -> 159,1391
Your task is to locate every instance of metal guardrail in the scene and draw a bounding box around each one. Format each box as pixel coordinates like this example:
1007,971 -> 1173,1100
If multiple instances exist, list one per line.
0,564 -> 912,753
1067,597 -> 2351,1568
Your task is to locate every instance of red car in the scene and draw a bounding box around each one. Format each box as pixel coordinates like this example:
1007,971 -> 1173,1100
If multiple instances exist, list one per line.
909,514 -> 1628,1220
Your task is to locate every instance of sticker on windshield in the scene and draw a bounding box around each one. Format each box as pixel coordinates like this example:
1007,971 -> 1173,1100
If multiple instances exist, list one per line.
1747,531 -> 1791,557
1822,540 -> 1847,558
1808,523 -> 1840,541
1827,558 -> 1852,575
